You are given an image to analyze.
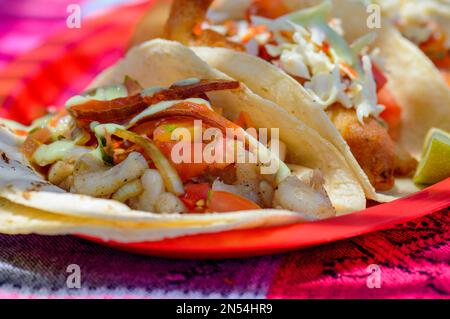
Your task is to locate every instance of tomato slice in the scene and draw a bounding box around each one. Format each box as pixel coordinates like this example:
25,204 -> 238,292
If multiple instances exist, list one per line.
153,118 -> 199,143
185,183 -> 210,201
152,116 -> 237,180
180,183 -> 210,212
378,86 -> 402,141
156,141 -> 209,181
208,191 -> 261,212
153,118 -> 208,181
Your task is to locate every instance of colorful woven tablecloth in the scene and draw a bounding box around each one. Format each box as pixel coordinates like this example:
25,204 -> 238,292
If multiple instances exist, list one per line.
0,0 -> 449,299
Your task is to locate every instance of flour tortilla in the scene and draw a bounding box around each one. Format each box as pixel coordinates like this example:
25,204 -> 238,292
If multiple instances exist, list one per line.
195,0 -> 450,199
88,39 -> 366,213
0,125 -> 318,242
0,197 -> 297,242
0,39 -> 367,241
283,0 -> 450,157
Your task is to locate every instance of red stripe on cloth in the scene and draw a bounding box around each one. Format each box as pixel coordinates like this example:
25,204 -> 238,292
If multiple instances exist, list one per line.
2,28 -> 124,123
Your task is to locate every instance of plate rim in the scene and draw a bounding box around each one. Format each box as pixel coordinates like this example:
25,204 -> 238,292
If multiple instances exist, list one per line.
80,178 -> 450,259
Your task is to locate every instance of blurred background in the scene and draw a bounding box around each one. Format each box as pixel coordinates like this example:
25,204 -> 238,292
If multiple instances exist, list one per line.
0,0 -> 173,69
0,0 -> 174,121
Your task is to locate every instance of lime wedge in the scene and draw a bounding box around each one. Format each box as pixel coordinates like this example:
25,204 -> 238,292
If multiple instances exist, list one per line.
413,128 -> 450,185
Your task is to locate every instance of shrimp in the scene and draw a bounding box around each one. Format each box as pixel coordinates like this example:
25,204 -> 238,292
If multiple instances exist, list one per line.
72,152 -> 148,197
154,192 -> 187,214
135,169 -> 187,214
137,169 -> 165,212
212,163 -> 261,205
165,0 -> 244,50
48,161 -> 74,185
273,175 -> 335,220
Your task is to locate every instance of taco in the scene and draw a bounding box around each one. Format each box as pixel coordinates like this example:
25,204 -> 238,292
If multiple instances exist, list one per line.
162,0 -> 450,198
0,39 -> 373,241
373,0 -> 450,85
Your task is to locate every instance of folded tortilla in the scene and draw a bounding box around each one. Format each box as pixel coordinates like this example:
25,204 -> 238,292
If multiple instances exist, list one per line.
193,0 -> 450,199
0,197 -> 303,243
285,0 -> 450,157
0,39 -> 368,241
0,124 -> 332,241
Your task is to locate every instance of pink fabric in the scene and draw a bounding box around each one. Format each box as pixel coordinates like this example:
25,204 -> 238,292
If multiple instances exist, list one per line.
268,210 -> 450,298
0,0 -> 76,69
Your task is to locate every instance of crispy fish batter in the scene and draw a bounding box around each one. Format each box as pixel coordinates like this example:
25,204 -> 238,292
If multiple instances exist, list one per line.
166,0 -> 213,44
327,105 -> 396,191
165,0 -> 244,50
164,0 -> 417,193
193,29 -> 245,51
327,105 -> 417,191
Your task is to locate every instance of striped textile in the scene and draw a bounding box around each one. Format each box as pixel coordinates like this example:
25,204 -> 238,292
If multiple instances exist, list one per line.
0,0 -> 449,299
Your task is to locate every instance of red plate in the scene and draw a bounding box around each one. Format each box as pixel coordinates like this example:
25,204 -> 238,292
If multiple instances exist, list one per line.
2,1 -> 449,259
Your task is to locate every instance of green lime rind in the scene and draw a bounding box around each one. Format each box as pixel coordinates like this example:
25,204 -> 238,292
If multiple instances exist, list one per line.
413,128 -> 450,185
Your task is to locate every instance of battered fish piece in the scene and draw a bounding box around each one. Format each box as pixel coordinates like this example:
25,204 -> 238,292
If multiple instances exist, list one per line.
165,0 -> 213,45
327,104 -> 396,191
165,0 -> 243,50
193,29 -> 245,51
327,105 -> 418,190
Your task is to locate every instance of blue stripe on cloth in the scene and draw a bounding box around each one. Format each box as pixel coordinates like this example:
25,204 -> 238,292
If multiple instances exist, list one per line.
0,234 -> 282,298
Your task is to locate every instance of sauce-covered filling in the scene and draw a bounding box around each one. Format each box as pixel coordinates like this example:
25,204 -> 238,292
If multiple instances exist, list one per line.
13,77 -> 335,218
203,1 -> 385,122
191,0 -> 418,190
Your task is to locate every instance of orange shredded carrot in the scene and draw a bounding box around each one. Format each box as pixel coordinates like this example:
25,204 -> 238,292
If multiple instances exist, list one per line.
279,30 -> 294,42
340,62 -> 358,79
12,129 -> 29,137
322,41 -> 331,56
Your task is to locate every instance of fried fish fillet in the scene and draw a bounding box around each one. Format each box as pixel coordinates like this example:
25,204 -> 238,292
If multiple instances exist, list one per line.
327,104 -> 416,191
